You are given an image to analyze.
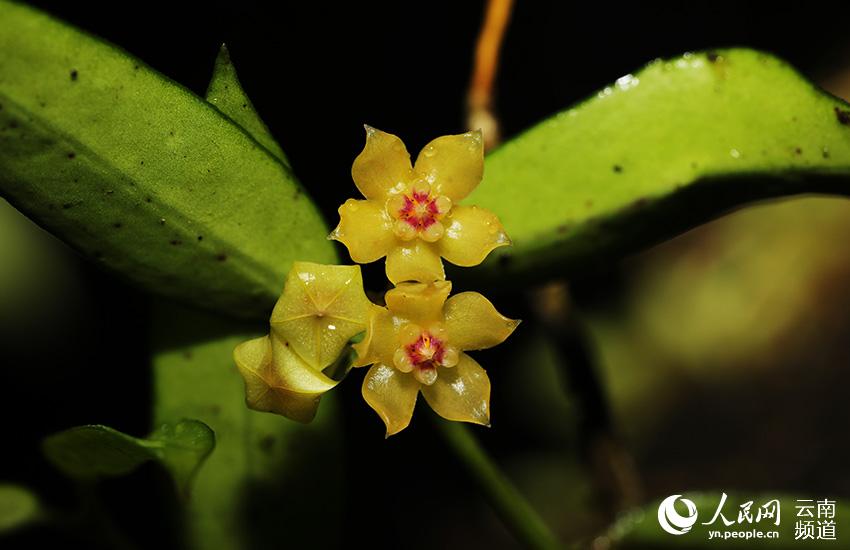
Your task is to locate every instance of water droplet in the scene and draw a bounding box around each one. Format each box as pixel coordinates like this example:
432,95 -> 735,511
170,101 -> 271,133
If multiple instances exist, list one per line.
423,147 -> 436,158
615,74 -> 639,91
730,148 -> 741,159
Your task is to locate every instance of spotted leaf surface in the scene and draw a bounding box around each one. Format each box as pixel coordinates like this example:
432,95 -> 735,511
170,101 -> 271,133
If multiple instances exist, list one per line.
470,49 -> 850,283
0,1 -> 336,319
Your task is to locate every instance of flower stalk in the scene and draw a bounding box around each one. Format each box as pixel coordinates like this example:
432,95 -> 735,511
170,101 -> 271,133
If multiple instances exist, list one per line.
435,418 -> 563,550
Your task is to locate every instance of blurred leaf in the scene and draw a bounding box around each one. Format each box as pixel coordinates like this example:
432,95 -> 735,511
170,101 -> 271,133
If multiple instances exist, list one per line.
0,484 -> 40,533
42,419 -> 214,494
604,493 -> 850,548
471,49 -> 850,283
583,197 -> 850,440
0,1 -> 336,319
151,301 -> 344,550
205,44 -> 288,166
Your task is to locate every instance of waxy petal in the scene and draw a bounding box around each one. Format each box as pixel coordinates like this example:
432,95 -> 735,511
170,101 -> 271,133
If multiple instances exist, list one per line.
444,291 -> 519,351
270,262 -> 370,368
438,205 -> 510,267
268,333 -> 338,393
362,363 -> 421,437
421,353 -> 490,426
234,334 -> 338,423
385,240 -> 445,284
385,280 -> 452,323
331,199 -> 396,263
413,130 -> 483,201
353,304 -> 398,368
352,126 -> 413,200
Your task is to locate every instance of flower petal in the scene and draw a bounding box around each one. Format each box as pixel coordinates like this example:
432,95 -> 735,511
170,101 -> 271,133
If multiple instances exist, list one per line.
352,126 -> 413,200
271,262 -> 370,368
437,205 -> 510,267
385,240 -> 444,284
413,130 -> 483,201
331,199 -> 396,264
233,334 -> 337,423
362,363 -> 420,436
421,353 -> 490,426
353,304 -> 398,367
444,291 -> 519,351
268,333 -> 338,393
384,281 -> 452,323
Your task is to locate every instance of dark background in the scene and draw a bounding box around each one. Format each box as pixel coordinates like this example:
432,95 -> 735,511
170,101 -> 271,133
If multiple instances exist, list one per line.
3,1 -> 850,548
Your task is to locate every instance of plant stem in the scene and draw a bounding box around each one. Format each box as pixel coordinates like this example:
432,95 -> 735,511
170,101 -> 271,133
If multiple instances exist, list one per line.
434,418 -> 562,550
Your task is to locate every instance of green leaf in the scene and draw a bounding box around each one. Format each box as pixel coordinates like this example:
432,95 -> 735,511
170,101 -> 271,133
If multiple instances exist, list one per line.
0,484 -> 41,533
470,49 -> 850,282
205,44 -> 289,166
0,1 -> 336,319
151,301 -> 344,550
42,419 -> 214,494
604,493 -> 850,548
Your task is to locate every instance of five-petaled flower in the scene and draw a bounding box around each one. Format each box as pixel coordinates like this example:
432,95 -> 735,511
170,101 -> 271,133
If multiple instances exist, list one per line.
330,126 -> 510,284
354,280 -> 519,436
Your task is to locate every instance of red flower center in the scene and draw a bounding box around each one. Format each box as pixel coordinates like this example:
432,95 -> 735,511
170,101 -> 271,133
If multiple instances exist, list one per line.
405,331 -> 445,367
398,191 -> 441,230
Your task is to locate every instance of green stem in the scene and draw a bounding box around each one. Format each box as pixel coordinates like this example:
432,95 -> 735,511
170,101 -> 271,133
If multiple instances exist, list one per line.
434,419 -> 562,550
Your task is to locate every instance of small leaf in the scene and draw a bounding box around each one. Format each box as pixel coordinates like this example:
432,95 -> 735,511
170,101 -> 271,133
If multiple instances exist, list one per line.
469,49 -> 850,283
0,1 -> 336,319
205,44 -> 289,166
149,419 -> 217,493
0,484 -> 41,533
152,301 -> 345,550
42,419 -> 214,494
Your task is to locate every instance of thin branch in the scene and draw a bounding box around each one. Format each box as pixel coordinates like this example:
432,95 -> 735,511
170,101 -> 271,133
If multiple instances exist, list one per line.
468,0 -> 514,151
434,418 -> 562,550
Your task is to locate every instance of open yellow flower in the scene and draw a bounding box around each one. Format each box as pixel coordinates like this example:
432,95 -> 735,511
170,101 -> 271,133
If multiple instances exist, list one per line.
234,262 -> 370,423
330,126 -> 511,284
353,281 -> 519,436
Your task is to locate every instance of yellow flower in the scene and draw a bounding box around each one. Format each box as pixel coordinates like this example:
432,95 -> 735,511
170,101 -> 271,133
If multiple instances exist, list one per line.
353,280 -> 519,436
234,262 -> 370,423
330,126 -> 511,284
234,332 -> 338,423
270,262 -> 371,369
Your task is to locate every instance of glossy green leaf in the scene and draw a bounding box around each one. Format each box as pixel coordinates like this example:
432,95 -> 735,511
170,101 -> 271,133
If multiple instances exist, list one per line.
205,44 -> 289,166
470,49 -> 850,282
42,419 -> 214,494
0,1 -> 336,319
603,493 -> 850,549
0,484 -> 41,533
152,301 -> 344,550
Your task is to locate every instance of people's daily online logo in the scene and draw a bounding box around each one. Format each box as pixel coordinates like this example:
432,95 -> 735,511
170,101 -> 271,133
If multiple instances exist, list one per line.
658,495 -> 699,535
656,493 -> 838,542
